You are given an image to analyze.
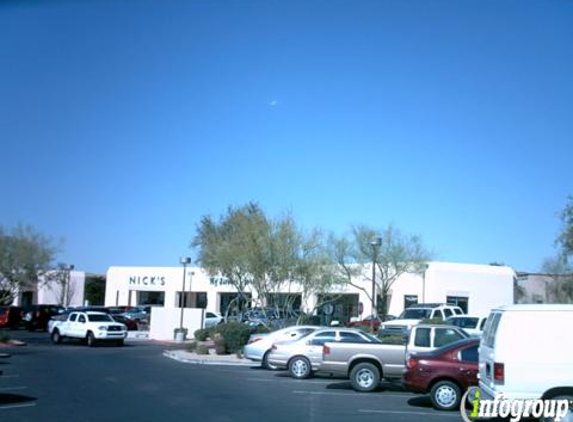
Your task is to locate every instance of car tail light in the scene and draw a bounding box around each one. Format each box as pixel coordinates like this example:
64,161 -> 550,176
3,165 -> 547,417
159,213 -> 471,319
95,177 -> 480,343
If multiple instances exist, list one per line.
406,357 -> 419,370
323,345 -> 331,355
494,362 -> 504,384
248,337 -> 263,345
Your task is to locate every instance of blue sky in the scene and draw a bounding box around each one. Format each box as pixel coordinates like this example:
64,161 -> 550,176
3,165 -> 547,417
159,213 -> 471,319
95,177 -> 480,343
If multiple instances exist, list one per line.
1,0 -> 571,274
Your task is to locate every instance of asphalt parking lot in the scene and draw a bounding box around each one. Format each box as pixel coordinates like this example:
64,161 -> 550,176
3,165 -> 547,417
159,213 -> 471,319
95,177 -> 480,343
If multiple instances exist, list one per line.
0,330 -> 507,422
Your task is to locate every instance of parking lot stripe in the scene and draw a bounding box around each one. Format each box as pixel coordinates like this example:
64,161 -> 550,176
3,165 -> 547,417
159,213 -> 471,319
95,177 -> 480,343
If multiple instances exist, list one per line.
0,386 -> 27,391
358,409 -> 459,418
0,374 -> 20,378
0,403 -> 37,410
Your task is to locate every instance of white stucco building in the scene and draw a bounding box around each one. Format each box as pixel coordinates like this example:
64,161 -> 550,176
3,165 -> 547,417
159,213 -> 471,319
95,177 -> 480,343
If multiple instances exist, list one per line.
11,271 -> 86,307
104,262 -> 515,340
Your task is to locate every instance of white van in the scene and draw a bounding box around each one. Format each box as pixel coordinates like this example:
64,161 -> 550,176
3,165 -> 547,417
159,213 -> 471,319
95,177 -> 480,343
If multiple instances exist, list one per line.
479,304 -> 573,415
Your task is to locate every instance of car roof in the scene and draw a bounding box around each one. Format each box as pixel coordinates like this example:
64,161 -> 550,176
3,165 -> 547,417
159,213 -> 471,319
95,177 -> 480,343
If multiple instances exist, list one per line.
492,304 -> 573,312
413,338 -> 480,358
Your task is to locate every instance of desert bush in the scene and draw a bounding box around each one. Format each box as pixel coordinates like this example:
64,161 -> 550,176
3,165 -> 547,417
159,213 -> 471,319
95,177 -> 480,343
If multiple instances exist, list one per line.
194,328 -> 211,341
195,344 -> 210,355
213,334 -> 226,355
213,322 -> 251,353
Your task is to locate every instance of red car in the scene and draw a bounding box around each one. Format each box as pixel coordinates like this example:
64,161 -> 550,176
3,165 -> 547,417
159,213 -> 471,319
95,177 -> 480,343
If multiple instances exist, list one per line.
0,306 -> 22,329
402,338 -> 479,411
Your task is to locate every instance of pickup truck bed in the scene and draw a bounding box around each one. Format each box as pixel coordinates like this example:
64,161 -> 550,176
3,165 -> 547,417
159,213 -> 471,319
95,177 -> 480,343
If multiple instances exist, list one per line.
321,342 -> 406,391
321,324 -> 469,392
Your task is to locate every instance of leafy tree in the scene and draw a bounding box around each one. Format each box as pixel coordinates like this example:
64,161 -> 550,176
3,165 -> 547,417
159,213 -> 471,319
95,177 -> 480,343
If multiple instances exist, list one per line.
556,195 -> 573,266
191,203 -> 338,322
0,224 -> 60,305
192,202 -> 268,317
43,264 -> 76,306
331,225 -> 431,317
84,275 -> 106,306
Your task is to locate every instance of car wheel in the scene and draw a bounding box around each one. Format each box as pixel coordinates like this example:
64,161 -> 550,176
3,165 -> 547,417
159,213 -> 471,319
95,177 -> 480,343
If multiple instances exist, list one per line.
289,356 -> 312,379
262,350 -> 278,370
86,331 -> 96,347
349,362 -> 380,392
430,380 -> 461,411
540,394 -> 573,422
51,329 -> 63,344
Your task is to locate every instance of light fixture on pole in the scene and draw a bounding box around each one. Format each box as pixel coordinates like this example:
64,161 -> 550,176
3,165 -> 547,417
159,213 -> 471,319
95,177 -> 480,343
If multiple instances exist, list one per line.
179,257 -> 191,330
370,236 -> 382,333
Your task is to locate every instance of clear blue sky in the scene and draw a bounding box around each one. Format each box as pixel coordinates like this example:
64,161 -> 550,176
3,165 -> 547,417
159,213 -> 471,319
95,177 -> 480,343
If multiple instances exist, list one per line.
1,0 -> 571,274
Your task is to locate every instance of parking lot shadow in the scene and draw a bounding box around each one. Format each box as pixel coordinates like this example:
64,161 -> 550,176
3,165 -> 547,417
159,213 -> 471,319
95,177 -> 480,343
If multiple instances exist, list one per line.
0,393 -> 37,406
407,395 -> 433,408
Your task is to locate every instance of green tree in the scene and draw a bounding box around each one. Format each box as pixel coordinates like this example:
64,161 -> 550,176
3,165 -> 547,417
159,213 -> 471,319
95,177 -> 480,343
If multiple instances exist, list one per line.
42,264 -> 76,306
0,224 -> 60,305
556,195 -> 573,266
191,203 -> 338,322
332,225 -> 431,317
84,275 -> 106,306
191,202 -> 268,316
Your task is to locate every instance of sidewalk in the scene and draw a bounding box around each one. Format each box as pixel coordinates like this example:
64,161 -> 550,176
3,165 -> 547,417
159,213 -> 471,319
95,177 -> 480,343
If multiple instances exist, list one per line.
163,349 -> 255,367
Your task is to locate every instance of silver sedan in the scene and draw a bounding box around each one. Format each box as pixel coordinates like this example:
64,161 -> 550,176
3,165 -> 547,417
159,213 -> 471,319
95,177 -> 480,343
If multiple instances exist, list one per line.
267,328 -> 380,379
244,325 -> 319,369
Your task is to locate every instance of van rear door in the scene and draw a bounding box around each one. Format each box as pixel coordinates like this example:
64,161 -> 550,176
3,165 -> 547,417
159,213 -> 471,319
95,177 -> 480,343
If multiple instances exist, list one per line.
478,311 -> 502,398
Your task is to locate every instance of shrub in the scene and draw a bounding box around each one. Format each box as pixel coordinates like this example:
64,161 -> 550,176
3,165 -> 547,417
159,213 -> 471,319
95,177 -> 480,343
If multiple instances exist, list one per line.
195,344 -> 210,355
0,332 -> 10,343
213,335 -> 226,355
186,341 -> 197,352
194,328 -> 211,341
213,322 -> 251,354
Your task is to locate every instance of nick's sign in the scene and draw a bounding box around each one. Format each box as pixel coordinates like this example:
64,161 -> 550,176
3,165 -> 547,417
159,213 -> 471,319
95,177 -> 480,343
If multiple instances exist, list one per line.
128,276 -> 166,287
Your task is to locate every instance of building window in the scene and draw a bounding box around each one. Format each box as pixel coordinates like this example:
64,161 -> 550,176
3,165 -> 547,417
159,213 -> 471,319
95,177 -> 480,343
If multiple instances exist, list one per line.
268,293 -> 302,311
404,295 -> 418,309
137,291 -> 165,306
21,291 -> 34,306
219,293 -> 252,315
195,292 -> 208,309
447,296 -> 468,314
176,292 -> 193,308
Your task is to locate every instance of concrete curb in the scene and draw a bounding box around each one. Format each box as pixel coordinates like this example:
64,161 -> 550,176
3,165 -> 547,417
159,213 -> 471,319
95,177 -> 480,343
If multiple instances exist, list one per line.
163,350 -> 255,367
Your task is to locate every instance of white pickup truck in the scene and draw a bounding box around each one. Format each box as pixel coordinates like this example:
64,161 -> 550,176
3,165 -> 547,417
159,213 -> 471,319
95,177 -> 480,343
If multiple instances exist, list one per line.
50,311 -> 128,347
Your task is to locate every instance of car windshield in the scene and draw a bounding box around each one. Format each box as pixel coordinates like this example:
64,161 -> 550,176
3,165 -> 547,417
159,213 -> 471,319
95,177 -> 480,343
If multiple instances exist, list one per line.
400,309 -> 432,319
88,314 -> 114,322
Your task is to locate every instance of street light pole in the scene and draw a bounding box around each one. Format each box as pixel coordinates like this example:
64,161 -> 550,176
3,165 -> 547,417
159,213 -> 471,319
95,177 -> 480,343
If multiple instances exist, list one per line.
179,257 -> 191,330
370,237 -> 382,333
422,263 -> 429,304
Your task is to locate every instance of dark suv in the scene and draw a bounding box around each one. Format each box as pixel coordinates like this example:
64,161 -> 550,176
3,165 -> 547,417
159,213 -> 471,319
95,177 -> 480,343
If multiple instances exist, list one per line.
22,305 -> 65,331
